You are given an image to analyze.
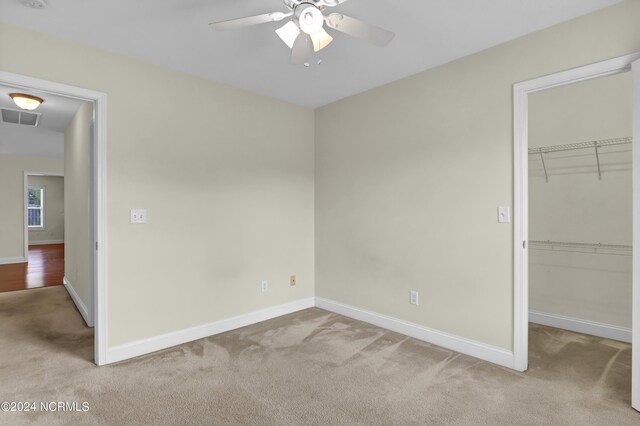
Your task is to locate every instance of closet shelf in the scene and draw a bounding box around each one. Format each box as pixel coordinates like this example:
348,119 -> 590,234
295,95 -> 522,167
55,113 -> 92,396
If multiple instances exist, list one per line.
529,240 -> 632,256
528,136 -> 631,182
528,137 -> 631,154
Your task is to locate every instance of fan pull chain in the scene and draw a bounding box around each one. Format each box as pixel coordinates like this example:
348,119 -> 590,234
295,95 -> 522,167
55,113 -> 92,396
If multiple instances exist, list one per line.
304,50 -> 323,67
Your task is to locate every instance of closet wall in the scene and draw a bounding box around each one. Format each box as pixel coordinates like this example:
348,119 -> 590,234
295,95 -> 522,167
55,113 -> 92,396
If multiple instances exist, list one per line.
529,72 -> 632,335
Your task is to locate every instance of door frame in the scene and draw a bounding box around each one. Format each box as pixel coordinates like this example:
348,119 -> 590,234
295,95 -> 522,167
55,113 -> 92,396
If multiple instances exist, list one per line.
23,171 -> 65,259
513,53 -> 640,410
1,70 -> 108,366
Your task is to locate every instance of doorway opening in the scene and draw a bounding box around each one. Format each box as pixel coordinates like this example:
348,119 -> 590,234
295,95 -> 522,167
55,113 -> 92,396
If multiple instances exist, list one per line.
513,53 -> 640,411
25,173 -> 65,251
0,70 -> 107,366
20,172 -> 65,291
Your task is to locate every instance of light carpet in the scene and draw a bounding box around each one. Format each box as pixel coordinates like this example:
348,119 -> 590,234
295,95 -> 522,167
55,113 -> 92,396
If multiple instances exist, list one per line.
0,286 -> 637,425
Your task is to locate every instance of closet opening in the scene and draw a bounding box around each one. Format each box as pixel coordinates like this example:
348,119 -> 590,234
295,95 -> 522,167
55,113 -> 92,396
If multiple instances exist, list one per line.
527,72 -> 632,400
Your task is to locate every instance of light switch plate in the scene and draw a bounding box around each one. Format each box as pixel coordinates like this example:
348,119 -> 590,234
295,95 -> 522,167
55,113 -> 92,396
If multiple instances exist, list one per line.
409,290 -> 419,306
130,209 -> 147,224
498,206 -> 510,223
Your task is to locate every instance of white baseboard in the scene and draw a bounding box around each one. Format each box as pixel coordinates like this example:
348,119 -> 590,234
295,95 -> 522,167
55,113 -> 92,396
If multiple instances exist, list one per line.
63,277 -> 94,328
529,310 -> 631,343
0,257 -> 26,265
29,240 -> 64,246
105,297 -> 316,365
315,298 -> 515,369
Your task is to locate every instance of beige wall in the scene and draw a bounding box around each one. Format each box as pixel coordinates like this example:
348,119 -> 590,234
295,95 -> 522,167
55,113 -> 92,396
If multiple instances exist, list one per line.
1,2 -> 637,356
315,1 -> 640,350
28,175 -> 65,244
64,102 -> 92,308
0,21 -> 315,347
0,155 -> 64,261
529,73 -> 632,327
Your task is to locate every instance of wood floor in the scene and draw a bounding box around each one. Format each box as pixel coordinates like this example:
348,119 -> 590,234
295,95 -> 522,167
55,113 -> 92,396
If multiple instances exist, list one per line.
0,244 -> 64,293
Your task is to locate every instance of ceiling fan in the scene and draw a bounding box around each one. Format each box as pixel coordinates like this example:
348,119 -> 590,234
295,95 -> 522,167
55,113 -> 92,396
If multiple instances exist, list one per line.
209,0 -> 395,66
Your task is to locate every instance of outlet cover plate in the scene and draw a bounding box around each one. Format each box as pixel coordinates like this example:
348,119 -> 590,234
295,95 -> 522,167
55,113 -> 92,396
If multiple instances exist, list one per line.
130,209 -> 147,224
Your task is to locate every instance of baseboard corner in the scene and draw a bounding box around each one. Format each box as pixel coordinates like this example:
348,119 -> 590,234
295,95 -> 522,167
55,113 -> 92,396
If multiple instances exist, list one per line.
314,297 -> 515,370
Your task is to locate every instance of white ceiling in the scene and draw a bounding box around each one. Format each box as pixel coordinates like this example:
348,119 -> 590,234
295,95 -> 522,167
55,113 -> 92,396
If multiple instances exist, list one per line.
0,122 -> 64,158
0,0 -> 622,107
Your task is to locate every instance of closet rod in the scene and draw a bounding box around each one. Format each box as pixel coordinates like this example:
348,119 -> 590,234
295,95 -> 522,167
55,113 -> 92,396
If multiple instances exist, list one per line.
529,240 -> 632,254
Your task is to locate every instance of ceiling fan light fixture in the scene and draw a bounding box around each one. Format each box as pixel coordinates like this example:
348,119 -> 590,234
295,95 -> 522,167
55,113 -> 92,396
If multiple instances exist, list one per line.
9,93 -> 44,111
276,21 -> 301,49
310,27 -> 333,52
209,0 -> 396,66
298,6 -> 324,35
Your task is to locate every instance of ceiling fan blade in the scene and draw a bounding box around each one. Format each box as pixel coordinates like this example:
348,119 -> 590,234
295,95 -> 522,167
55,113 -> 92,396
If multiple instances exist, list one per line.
291,33 -> 311,65
209,11 -> 292,31
325,13 -> 395,46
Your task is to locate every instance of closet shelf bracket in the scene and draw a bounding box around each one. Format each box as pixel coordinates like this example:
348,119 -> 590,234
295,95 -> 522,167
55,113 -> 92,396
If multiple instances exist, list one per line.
539,151 -> 548,183
594,142 -> 602,180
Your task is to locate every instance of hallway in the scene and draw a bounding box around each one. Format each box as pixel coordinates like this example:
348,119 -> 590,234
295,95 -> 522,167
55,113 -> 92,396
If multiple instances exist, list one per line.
0,244 -> 64,293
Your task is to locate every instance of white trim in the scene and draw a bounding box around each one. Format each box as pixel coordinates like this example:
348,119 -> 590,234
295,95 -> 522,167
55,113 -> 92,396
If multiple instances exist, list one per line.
63,276 -> 93,327
513,73 -> 528,372
315,298 -> 515,369
632,58 -> 640,411
93,89 -> 108,367
512,53 -> 640,375
88,120 -> 96,356
28,240 -> 64,246
105,298 -> 315,365
529,310 -> 631,343
1,70 -> 108,366
0,257 -> 26,265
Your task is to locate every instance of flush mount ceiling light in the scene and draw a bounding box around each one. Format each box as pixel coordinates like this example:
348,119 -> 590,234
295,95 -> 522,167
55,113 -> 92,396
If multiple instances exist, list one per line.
209,0 -> 394,66
9,93 -> 45,111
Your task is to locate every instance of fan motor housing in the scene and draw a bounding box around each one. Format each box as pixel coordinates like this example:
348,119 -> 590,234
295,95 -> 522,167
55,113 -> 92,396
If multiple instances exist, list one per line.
285,0 -> 339,9
296,4 -> 324,34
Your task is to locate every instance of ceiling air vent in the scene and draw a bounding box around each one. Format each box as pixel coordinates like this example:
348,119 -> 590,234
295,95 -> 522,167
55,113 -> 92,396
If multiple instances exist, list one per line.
1,107 -> 41,127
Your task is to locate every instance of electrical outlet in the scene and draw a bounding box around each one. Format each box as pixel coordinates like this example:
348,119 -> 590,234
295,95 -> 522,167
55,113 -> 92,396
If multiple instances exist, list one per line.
261,280 -> 268,292
290,275 -> 296,286
409,290 -> 419,306
130,209 -> 147,224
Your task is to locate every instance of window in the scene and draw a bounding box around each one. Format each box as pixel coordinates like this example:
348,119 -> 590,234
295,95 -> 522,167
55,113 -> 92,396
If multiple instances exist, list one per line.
28,186 -> 45,229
